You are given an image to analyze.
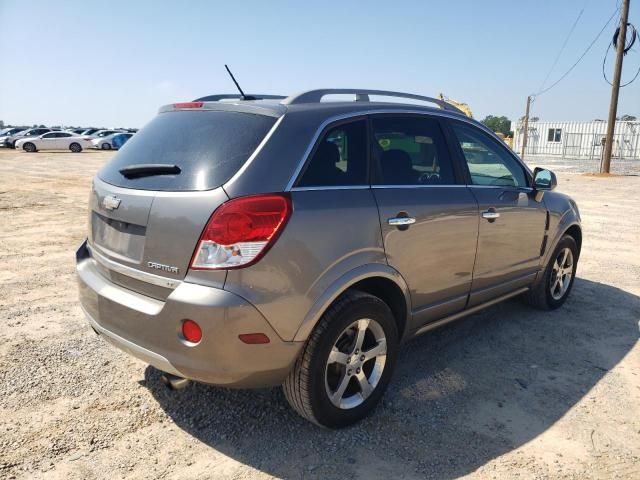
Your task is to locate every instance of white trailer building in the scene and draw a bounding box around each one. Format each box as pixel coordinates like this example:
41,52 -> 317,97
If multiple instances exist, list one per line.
512,120 -> 640,160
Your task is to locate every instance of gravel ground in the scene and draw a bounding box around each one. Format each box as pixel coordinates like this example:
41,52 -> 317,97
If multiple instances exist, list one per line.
0,148 -> 639,480
521,155 -> 640,175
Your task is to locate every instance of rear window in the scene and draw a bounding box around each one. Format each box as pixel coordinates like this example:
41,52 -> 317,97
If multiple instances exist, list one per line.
98,110 -> 276,191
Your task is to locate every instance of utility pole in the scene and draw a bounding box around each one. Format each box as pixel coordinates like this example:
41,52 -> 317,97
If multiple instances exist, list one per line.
601,0 -> 630,173
520,95 -> 532,159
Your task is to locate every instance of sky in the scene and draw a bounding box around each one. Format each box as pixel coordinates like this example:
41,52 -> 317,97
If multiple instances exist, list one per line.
0,0 -> 638,128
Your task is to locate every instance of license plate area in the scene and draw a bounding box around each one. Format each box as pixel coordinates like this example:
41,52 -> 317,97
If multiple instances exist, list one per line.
91,211 -> 146,261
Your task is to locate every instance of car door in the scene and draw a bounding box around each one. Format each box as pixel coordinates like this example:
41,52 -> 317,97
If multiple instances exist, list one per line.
57,132 -> 72,148
447,120 -> 547,306
39,132 -> 58,149
370,114 -> 479,330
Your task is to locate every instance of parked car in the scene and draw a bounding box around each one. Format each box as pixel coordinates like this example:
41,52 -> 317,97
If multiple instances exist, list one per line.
16,131 -> 93,152
92,132 -> 134,150
90,129 -> 124,139
81,128 -> 101,136
76,89 -> 582,428
5,128 -> 52,148
0,127 -> 28,146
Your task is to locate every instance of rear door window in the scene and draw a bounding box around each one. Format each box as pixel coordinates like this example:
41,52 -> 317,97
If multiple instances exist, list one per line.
98,111 -> 276,191
296,119 -> 368,187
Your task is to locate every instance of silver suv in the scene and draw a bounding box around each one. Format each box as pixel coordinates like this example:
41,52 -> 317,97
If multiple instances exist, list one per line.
76,89 -> 582,428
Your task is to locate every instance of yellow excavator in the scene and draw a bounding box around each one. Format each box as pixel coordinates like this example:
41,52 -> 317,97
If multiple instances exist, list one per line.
438,93 -> 473,118
438,93 -> 514,148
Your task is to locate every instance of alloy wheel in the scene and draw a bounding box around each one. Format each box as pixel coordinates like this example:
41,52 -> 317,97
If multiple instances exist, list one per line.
325,318 -> 387,409
550,247 -> 574,300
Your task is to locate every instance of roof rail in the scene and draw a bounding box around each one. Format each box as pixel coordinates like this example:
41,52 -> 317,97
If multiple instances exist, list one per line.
193,94 -> 286,102
281,89 -> 464,114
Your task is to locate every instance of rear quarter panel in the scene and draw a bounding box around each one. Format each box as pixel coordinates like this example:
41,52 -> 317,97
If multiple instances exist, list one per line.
223,189 -> 388,341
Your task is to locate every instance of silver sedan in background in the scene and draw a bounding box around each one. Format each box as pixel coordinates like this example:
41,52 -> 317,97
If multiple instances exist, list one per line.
91,132 -> 134,150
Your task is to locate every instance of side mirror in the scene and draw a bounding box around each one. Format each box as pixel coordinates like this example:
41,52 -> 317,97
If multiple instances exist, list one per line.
533,167 -> 557,191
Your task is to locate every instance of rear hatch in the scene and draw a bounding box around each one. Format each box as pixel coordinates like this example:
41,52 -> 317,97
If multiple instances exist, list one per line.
87,109 -> 278,299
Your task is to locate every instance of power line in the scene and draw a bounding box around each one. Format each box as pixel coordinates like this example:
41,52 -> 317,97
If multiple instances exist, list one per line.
533,6 -> 620,97
537,4 -> 587,93
602,22 -> 640,87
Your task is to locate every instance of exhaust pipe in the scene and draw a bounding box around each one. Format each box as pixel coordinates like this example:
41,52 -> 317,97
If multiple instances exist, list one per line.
160,373 -> 191,390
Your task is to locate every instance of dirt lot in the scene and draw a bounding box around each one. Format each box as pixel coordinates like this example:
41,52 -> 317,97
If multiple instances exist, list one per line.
0,148 -> 638,479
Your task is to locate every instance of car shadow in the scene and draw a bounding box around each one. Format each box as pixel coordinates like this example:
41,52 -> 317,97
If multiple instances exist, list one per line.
144,278 -> 639,479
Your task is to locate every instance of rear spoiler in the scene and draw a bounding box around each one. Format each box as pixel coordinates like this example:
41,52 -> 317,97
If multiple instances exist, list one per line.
193,94 -> 286,102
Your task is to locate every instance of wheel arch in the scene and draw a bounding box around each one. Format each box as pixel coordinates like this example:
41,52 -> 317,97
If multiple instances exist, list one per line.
564,224 -> 582,256
292,264 -> 412,343
544,220 -> 582,268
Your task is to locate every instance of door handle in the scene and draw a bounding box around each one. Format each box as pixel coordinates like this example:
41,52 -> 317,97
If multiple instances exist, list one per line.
482,208 -> 500,221
388,217 -> 416,226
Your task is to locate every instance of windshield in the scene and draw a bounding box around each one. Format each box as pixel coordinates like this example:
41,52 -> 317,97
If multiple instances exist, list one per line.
98,110 -> 276,191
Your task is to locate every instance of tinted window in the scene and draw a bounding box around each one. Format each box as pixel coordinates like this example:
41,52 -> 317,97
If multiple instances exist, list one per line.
99,111 -> 276,191
59,132 -> 72,137
372,116 -> 455,185
451,122 -> 527,187
42,132 -> 56,138
297,120 -> 367,187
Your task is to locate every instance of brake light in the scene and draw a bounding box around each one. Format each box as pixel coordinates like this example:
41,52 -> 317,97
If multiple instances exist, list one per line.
173,102 -> 203,109
190,194 -> 291,270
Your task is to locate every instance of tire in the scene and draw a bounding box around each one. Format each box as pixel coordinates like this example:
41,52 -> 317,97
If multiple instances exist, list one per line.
523,235 -> 578,310
23,142 -> 37,153
101,143 -> 111,150
69,143 -> 82,153
283,290 -> 398,428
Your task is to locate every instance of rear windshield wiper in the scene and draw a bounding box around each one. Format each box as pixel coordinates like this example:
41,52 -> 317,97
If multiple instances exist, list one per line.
119,164 -> 181,179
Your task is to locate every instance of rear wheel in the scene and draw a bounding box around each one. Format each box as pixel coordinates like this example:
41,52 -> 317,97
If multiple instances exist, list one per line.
23,142 -> 37,153
283,290 -> 398,428
101,142 -> 111,150
69,142 -> 82,153
523,235 -> 578,309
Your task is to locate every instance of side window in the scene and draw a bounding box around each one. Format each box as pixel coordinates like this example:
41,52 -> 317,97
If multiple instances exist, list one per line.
60,133 -> 72,137
547,128 -> 562,142
371,116 -> 455,185
451,122 -> 527,187
297,120 -> 367,187
42,133 -> 56,138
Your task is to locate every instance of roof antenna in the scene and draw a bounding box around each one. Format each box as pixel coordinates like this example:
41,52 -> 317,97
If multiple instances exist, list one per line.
225,64 -> 255,100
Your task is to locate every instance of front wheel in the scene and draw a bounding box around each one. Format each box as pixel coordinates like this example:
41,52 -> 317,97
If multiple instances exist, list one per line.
101,142 -> 111,150
23,142 -> 37,153
523,235 -> 578,309
283,290 -> 398,428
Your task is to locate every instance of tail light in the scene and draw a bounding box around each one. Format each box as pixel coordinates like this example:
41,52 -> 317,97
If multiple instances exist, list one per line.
190,194 -> 291,270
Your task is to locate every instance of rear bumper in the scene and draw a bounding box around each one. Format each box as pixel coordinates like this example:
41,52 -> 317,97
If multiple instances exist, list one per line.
76,240 -> 303,388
